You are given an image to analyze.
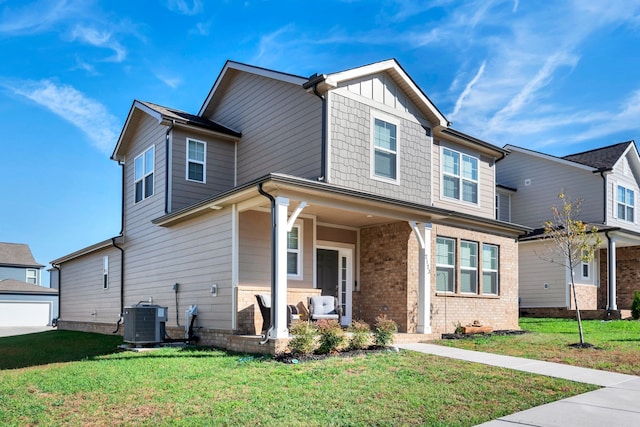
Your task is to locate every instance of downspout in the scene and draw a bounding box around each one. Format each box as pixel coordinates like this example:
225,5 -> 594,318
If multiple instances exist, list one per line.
112,160 -> 126,333
52,264 -> 60,325
311,84 -> 327,182
599,170 -> 608,224
257,182 -> 276,344
165,121 -> 175,214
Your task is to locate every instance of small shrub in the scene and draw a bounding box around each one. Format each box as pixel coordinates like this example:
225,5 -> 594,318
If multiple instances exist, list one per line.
316,319 -> 347,354
348,320 -> 372,350
373,315 -> 398,347
632,291 -> 640,320
288,321 -> 317,355
454,321 -> 464,335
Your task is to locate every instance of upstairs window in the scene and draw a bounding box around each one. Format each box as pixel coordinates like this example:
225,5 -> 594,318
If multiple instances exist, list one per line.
103,256 -> 109,289
287,223 -> 303,279
187,138 -> 206,183
617,185 -> 634,222
134,146 -> 155,203
496,192 -> 511,222
443,148 -> 478,204
26,269 -> 37,285
372,117 -> 398,181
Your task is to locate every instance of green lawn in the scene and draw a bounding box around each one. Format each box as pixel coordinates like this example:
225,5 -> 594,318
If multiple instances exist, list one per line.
438,318 -> 640,375
0,330 -> 595,427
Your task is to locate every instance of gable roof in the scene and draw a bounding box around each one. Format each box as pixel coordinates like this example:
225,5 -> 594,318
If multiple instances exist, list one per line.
561,141 -> 634,171
503,144 -> 599,172
112,100 -> 241,161
304,58 -> 449,129
0,279 -> 57,295
0,243 -> 43,268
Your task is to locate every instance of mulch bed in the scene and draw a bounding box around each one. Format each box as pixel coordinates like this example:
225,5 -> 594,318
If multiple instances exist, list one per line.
441,329 -> 528,340
274,346 -> 396,364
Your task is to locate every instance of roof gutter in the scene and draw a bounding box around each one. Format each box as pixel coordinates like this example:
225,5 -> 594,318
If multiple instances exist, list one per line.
304,74 -> 328,182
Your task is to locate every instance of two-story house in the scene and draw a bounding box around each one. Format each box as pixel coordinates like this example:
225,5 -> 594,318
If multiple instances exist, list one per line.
497,142 -> 640,318
0,242 -> 58,326
51,59 -> 527,353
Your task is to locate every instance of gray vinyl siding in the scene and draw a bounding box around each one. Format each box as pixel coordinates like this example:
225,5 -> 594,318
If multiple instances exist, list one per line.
238,210 -> 314,288
605,155 -> 640,231
432,140 -> 496,218
205,70 -> 322,184
518,241 -> 568,308
170,128 -> 235,212
58,247 -> 122,323
0,266 -> 40,283
496,151 -> 603,228
329,92 -> 431,204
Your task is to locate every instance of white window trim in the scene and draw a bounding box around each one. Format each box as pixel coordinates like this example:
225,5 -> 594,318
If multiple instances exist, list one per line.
287,221 -> 303,280
26,268 -> 37,285
186,138 -> 207,183
460,240 -> 478,294
134,146 -> 155,203
441,146 -> 479,206
370,112 -> 400,185
482,244 -> 499,295
496,191 -> 511,222
436,236 -> 456,293
103,256 -> 109,290
616,184 -> 635,223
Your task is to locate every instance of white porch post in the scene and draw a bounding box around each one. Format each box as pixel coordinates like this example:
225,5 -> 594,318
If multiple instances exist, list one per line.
272,196 -> 289,339
411,222 -> 432,334
607,236 -> 617,311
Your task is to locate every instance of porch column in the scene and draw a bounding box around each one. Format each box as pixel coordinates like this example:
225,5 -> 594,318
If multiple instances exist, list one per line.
272,196 -> 290,339
411,222 -> 432,334
607,236 -> 617,311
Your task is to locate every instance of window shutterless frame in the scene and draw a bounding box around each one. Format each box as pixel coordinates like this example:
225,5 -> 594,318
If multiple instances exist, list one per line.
436,237 -> 456,292
442,147 -> 479,204
134,146 -> 155,203
370,112 -> 400,184
186,138 -> 206,183
287,222 -> 303,280
103,256 -> 109,289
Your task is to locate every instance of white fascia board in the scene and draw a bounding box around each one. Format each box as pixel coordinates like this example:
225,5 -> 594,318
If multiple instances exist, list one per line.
111,101 -> 163,161
504,144 -> 598,172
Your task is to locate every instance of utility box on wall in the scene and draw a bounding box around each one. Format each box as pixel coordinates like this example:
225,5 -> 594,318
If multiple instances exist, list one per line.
123,304 -> 168,345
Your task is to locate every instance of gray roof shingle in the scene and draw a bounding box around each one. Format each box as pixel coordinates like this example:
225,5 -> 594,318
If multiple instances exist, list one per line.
139,101 -> 241,137
562,141 -> 633,170
0,279 -> 57,294
0,243 -> 44,268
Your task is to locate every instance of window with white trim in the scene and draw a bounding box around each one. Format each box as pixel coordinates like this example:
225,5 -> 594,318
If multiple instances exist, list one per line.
460,241 -> 478,293
617,185 -> 634,222
580,249 -> 591,280
103,256 -> 109,289
372,117 -> 398,181
26,268 -> 37,285
134,146 -> 154,203
482,244 -> 499,294
436,237 -> 455,292
187,138 -> 206,183
442,148 -> 478,204
287,224 -> 303,279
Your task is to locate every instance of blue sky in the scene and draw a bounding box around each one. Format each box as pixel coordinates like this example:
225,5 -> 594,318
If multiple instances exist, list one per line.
2,0 -> 640,285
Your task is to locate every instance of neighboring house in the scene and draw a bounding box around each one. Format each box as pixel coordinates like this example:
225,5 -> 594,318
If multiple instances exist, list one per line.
496,142 -> 640,317
0,243 -> 58,326
51,59 -> 527,353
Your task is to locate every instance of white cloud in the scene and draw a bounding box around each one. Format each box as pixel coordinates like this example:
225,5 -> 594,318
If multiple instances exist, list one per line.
70,25 -> 126,62
6,79 -> 119,154
154,72 -> 182,89
165,0 -> 203,15
189,20 -> 210,36
0,0 -> 83,34
450,60 -> 485,118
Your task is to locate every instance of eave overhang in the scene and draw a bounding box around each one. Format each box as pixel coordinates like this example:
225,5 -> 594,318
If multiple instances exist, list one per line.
51,236 -> 123,265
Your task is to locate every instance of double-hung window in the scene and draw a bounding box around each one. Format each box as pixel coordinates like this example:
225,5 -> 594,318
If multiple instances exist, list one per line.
134,146 -> 155,203
287,223 -> 303,279
372,117 -> 398,181
482,244 -> 499,294
580,249 -> 591,280
617,185 -> 635,222
460,241 -> 478,293
103,256 -> 109,289
26,269 -> 37,285
436,237 -> 455,292
442,148 -> 478,204
187,138 -> 206,183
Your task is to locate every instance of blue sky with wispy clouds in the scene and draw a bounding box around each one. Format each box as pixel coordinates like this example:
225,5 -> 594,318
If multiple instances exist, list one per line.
2,0 -> 640,282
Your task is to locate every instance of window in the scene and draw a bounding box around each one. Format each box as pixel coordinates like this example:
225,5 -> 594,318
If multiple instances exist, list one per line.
580,249 -> 591,280
187,138 -> 206,183
617,185 -> 634,222
496,192 -> 511,222
460,241 -> 478,293
482,244 -> 499,294
103,256 -> 109,289
134,146 -> 155,203
436,237 -> 455,292
287,224 -> 302,279
372,117 -> 398,181
26,269 -> 37,285
442,148 -> 478,204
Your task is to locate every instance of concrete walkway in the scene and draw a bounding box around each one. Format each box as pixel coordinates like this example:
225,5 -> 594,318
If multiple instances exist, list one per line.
398,343 -> 640,426
0,326 -> 55,338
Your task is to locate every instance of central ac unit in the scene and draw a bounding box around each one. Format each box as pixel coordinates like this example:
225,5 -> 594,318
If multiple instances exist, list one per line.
123,304 -> 168,345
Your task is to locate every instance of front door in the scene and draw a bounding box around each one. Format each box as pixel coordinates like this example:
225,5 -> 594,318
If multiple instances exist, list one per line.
317,247 -> 353,326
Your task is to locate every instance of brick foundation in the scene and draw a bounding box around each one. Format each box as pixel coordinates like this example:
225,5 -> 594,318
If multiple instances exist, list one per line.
569,284 -> 598,310
598,246 -> 640,310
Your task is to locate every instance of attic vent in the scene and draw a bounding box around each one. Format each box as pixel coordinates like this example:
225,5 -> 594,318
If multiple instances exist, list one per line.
123,304 -> 168,345
524,179 -> 531,186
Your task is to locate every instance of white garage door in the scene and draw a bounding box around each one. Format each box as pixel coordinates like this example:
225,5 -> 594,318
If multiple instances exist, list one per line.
0,301 -> 51,327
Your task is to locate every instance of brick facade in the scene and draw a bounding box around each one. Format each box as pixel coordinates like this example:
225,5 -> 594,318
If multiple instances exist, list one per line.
598,246 -> 640,310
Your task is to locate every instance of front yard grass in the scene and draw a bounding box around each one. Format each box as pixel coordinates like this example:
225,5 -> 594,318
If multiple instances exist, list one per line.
438,318 -> 640,375
0,330 -> 595,426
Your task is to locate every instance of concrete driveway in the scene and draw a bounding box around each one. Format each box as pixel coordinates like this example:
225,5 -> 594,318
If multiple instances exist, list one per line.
0,326 -> 56,338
